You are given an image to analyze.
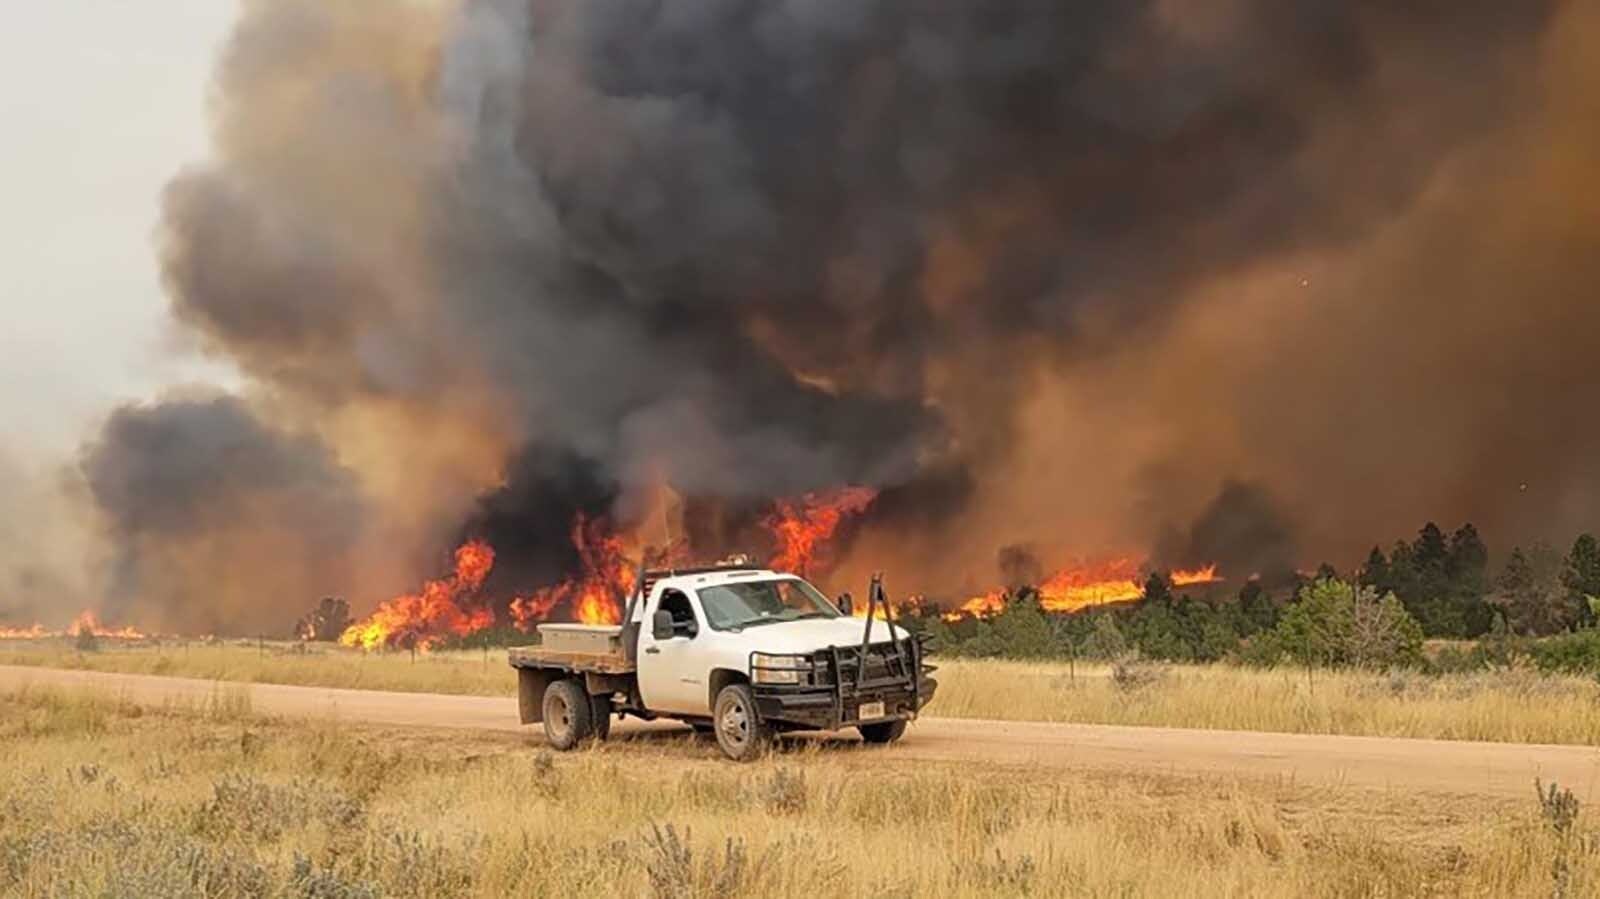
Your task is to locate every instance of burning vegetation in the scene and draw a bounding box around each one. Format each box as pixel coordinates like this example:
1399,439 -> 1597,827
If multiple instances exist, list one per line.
507,514 -> 638,631
944,561 -> 1223,621
335,478 -> 1227,651
0,610 -> 148,642
763,488 -> 879,577
339,541 -> 497,651
338,486 -> 894,650
7,0 -> 1595,642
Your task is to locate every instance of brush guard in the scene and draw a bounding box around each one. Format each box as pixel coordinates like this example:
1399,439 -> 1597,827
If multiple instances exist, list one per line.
750,573 -> 938,731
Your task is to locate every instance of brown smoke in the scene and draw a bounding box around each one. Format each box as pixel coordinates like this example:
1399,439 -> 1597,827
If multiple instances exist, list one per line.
0,450 -> 97,628
19,0 -> 1596,629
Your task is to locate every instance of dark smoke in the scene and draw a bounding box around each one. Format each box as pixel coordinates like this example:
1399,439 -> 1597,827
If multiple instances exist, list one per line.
466,444 -> 619,600
65,0 -> 1600,625
1155,481 -> 1298,585
996,545 -> 1046,594
79,396 -> 366,634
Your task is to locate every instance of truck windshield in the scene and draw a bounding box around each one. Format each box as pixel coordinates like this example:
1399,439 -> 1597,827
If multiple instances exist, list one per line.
697,578 -> 841,631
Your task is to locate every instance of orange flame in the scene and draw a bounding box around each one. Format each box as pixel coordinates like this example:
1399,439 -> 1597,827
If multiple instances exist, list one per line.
0,610 -> 148,640
1173,565 -> 1222,588
340,540 -> 497,650
510,514 -> 636,629
68,610 -> 148,640
942,560 -> 1223,621
764,486 -> 877,575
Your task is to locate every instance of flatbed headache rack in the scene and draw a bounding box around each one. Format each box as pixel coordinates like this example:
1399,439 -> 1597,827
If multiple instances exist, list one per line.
507,559 -> 766,675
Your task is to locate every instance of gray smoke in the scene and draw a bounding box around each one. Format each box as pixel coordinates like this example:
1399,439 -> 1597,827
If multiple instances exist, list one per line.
63,0 -> 1600,625
1154,481 -> 1298,584
0,451 -> 94,627
79,395 -> 366,634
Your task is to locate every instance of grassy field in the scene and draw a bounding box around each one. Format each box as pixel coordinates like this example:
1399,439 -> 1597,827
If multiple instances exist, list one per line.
6,638 -> 1600,745
2,681 -> 1595,898
0,640 -> 513,696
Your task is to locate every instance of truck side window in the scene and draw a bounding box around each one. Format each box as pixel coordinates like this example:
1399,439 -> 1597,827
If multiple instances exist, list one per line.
659,589 -> 698,638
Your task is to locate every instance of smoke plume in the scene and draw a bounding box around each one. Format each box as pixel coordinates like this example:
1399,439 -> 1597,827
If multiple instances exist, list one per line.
79,395 -> 367,634
42,0 -> 1600,626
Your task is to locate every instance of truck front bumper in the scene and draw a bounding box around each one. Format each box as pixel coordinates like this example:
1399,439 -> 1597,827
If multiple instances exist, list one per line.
750,635 -> 937,731
754,676 -> 938,730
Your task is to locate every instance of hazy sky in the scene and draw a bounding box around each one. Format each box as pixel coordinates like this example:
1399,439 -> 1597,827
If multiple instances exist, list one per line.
0,2 -> 239,460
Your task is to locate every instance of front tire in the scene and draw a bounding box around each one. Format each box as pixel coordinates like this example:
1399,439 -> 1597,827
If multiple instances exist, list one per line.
542,678 -> 594,750
858,719 -> 907,744
713,684 -> 770,761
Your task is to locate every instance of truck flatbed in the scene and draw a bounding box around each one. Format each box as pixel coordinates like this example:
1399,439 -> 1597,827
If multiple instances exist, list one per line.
507,646 -> 635,674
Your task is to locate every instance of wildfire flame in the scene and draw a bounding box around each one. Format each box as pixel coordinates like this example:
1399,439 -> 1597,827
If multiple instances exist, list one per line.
339,540 -> 497,650
0,610 -> 148,640
942,559 -> 1222,621
333,482 -> 875,646
68,610 -> 148,640
764,486 -> 877,575
510,514 -> 637,629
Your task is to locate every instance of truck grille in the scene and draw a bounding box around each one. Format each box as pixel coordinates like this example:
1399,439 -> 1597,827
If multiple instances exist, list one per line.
811,636 -> 923,689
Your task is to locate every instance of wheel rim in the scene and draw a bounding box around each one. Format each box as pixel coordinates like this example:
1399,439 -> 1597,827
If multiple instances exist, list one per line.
719,696 -> 749,748
550,694 -> 571,736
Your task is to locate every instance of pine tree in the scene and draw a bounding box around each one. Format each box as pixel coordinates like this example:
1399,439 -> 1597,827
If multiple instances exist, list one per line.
1412,523 -> 1453,627
1504,547 -> 1535,593
1446,523 -> 1493,636
1493,544 -> 1577,636
1414,523 -> 1449,572
1447,524 -> 1489,583
1386,540 -> 1420,613
1385,522 -> 1492,638
1235,578 -> 1277,636
1563,534 -> 1600,627
1142,572 -> 1174,606
1360,546 -> 1389,589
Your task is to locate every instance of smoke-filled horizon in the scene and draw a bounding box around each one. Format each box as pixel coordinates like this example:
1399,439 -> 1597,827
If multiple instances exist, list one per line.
12,0 -> 1599,632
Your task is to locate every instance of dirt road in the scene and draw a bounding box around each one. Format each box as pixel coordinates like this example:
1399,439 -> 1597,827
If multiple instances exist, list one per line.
5,664 -> 1596,800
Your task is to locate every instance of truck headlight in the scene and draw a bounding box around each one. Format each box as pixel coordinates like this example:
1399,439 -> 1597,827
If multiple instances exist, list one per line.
751,653 -> 811,685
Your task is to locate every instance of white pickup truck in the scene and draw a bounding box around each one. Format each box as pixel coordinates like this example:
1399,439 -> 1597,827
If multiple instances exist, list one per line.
508,562 -> 936,760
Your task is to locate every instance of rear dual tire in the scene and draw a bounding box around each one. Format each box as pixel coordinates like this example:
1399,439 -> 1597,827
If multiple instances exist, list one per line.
542,678 -> 612,750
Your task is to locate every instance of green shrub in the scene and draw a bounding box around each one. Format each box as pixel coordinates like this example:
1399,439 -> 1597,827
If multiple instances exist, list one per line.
1272,578 -> 1423,669
1526,630 -> 1600,675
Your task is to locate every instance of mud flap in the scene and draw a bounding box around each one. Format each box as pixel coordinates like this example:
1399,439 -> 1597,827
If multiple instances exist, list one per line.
517,668 -> 560,724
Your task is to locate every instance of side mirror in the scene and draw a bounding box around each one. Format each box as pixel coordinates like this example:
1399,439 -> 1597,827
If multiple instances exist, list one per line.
836,593 -> 854,615
652,609 -> 675,640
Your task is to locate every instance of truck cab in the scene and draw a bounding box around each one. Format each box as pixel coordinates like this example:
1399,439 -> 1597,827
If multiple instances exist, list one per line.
509,563 -> 936,760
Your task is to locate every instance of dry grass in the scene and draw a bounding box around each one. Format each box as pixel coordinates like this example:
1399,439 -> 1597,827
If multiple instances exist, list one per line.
6,639 -> 1600,745
1,682 -> 1596,898
0,639 -> 511,696
932,657 -> 1600,745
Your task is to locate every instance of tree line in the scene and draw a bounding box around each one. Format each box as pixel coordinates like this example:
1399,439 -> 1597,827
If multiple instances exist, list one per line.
914,524 -> 1600,671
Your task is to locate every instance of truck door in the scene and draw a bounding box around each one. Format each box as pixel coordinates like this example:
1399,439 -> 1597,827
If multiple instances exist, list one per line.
637,588 -> 711,715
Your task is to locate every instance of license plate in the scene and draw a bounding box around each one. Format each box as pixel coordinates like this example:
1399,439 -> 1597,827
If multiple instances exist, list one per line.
858,701 -> 885,720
